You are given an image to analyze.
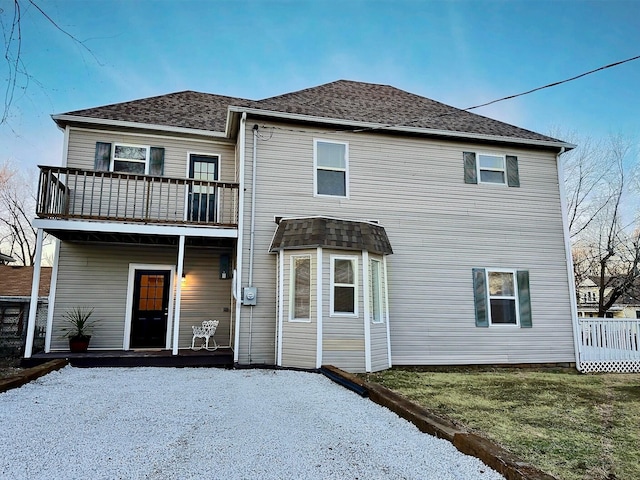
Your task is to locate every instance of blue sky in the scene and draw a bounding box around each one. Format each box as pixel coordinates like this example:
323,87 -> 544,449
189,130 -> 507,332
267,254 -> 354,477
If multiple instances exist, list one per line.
2,0 -> 639,174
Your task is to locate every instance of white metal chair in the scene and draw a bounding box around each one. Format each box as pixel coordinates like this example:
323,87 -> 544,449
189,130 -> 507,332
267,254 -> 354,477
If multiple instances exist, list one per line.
191,320 -> 219,351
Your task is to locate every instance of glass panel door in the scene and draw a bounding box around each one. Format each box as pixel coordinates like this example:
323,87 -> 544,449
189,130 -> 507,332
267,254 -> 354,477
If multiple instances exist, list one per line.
188,154 -> 219,223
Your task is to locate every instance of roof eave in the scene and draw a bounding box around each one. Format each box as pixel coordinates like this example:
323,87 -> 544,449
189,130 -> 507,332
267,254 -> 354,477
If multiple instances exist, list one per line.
51,114 -> 228,139
228,106 -> 576,151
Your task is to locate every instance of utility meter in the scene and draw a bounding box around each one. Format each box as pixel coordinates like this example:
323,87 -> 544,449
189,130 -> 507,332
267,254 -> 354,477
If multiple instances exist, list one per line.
243,287 -> 257,306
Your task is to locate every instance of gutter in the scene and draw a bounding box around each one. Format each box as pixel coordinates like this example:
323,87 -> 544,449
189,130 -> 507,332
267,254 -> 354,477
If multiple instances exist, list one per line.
51,114 -> 228,139
556,147 -> 583,371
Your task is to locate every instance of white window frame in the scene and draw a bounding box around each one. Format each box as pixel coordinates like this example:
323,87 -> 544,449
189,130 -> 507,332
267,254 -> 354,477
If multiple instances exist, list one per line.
369,258 -> 384,324
330,255 -> 358,317
289,254 -> 311,322
314,139 -> 349,198
111,143 -> 150,174
486,268 -> 520,326
477,153 -> 507,186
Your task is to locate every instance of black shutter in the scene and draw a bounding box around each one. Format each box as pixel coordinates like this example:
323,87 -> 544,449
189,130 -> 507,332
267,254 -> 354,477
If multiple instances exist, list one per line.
94,142 -> 111,171
464,152 -> 477,184
472,268 -> 489,327
149,147 -> 165,176
506,155 -> 520,187
517,270 -> 532,327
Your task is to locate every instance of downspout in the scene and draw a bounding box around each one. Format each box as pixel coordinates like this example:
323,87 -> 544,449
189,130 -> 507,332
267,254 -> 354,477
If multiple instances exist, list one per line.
233,113 -> 247,364
247,124 -> 259,363
557,147 -> 582,371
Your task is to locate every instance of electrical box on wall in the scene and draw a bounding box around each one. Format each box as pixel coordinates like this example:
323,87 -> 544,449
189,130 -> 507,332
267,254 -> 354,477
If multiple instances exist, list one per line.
243,287 -> 257,306
219,254 -> 231,280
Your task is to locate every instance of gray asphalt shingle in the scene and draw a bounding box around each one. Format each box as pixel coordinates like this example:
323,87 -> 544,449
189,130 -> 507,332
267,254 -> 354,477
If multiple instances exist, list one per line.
59,80 -> 561,143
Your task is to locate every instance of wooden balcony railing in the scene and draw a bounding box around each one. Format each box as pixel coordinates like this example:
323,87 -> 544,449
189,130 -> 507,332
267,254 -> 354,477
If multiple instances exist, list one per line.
37,166 -> 239,227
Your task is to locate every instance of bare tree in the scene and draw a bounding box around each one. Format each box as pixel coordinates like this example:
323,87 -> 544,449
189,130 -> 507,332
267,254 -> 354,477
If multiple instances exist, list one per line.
1,0 -> 100,126
564,133 -> 640,316
0,160 -> 40,265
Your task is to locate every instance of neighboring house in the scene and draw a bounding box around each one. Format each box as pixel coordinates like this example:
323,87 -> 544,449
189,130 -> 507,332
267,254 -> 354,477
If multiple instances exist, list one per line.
24,80 -> 579,372
0,266 -> 51,355
577,277 -> 640,319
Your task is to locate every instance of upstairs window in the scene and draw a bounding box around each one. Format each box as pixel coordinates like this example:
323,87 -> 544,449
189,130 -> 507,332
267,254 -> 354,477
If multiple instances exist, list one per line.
94,142 -> 164,175
314,140 -> 348,197
463,152 -> 520,187
113,145 -> 149,174
478,154 -> 506,184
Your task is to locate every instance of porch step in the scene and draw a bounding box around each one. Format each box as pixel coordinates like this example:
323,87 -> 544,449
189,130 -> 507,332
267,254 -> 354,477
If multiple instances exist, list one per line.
22,349 -> 234,369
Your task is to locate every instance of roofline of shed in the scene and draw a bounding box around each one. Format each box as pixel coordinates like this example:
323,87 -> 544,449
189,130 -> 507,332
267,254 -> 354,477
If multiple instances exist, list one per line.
228,106 -> 576,151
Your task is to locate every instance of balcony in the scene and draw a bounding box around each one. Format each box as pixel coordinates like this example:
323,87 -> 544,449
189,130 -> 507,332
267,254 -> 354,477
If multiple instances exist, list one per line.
37,166 -> 239,228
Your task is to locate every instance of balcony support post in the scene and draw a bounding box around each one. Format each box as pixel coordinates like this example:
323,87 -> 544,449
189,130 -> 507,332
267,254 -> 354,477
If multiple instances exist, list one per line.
24,228 -> 44,359
172,235 -> 186,355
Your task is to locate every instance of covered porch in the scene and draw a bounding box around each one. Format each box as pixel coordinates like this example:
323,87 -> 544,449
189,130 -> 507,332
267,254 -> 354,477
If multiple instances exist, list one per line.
24,222 -> 239,360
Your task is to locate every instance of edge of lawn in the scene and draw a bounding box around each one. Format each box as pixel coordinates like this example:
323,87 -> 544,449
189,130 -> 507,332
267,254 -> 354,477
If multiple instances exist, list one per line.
321,364 -> 558,480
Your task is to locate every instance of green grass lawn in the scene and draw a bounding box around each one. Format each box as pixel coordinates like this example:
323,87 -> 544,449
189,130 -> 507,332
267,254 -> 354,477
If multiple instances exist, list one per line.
365,368 -> 640,480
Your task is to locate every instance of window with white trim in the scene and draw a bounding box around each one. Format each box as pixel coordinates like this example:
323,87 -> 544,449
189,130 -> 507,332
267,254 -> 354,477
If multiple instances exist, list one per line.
94,142 -> 165,176
314,140 -> 348,197
478,154 -> 506,185
463,152 -> 520,187
369,258 -> 383,323
472,268 -> 532,328
331,256 -> 357,315
289,255 -> 311,321
113,144 -> 149,174
487,270 -> 518,324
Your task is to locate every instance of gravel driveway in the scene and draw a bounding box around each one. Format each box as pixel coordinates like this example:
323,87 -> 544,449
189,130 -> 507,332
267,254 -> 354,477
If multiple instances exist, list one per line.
0,367 -> 503,479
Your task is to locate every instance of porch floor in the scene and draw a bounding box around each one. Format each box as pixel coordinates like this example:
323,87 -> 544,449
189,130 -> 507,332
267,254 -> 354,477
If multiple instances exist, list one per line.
22,348 -> 234,368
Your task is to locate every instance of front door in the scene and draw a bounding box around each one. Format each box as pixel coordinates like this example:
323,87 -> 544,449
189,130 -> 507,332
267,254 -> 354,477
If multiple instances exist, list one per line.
130,270 -> 170,348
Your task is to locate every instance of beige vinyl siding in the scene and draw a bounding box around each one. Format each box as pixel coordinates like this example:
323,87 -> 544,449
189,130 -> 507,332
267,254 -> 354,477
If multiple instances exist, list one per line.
279,251 -> 316,369
62,128 -> 238,224
321,250 -> 366,372
237,119 -> 575,367
51,242 -> 232,351
66,127 -> 237,180
178,249 -> 234,348
369,254 -> 390,372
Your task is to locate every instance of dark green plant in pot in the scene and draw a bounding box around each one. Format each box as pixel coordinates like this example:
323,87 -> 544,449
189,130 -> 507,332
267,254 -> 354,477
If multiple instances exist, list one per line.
61,307 -> 96,353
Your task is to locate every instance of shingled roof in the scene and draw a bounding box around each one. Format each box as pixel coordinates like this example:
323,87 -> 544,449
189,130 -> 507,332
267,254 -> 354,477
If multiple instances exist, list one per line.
270,217 -> 393,255
57,80 -> 563,144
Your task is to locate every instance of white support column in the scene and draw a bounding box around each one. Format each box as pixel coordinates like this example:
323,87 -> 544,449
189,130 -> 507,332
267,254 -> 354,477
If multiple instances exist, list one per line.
276,250 -> 284,366
362,250 -> 372,373
172,235 -> 186,355
24,229 -> 44,358
44,238 -> 61,352
315,247 -> 323,369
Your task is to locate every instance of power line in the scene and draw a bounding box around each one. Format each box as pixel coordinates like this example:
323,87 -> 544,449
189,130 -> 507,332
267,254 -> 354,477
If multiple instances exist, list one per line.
260,55 -> 640,136
461,54 -> 640,112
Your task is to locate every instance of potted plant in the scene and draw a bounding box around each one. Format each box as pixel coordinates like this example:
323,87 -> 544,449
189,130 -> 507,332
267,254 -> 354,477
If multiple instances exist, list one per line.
61,307 -> 96,353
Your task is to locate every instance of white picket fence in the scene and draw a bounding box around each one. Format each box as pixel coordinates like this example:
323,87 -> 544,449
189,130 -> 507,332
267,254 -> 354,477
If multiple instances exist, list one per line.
578,318 -> 640,372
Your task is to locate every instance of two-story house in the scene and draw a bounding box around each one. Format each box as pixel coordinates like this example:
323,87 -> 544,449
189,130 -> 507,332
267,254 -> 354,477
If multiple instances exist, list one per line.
24,80 -> 579,372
